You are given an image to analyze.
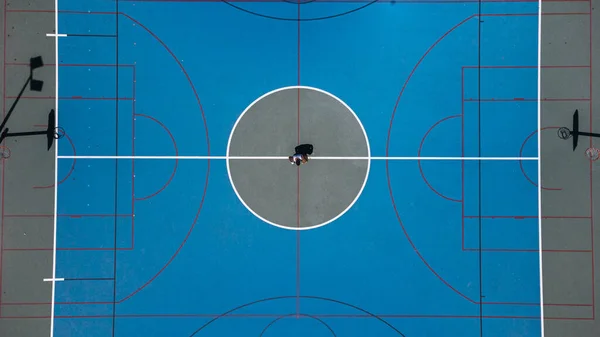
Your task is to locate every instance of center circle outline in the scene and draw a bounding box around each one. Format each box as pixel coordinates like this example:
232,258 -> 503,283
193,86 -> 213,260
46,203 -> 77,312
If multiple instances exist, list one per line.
226,85 -> 371,231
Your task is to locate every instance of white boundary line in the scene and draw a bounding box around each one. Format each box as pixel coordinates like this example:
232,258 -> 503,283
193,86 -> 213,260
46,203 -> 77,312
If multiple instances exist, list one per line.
43,3 -> 547,334
57,155 -> 539,161
50,1 -> 59,336
45,9 -> 548,331
537,0 -> 546,336
43,278 -> 64,282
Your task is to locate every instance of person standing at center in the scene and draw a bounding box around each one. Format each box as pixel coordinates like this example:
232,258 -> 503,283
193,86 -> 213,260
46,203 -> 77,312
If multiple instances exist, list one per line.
289,144 -> 313,166
289,153 -> 308,166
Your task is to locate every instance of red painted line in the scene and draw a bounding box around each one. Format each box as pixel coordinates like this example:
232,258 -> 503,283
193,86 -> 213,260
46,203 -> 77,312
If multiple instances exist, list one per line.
482,302 -> 593,307
0,301 -> 114,306
114,13 -> 211,304
13,7 -> 591,317
464,65 -> 590,69
4,214 -> 133,218
464,215 -> 591,220
387,15 -> 480,305
132,65 -> 136,249
489,12 -> 591,17
1,9 -> 200,306
133,114 -> 178,201
418,115 -> 462,202
3,247 -> 134,251
0,152 -> 4,320
588,0 -> 595,318
519,127 -> 562,191
0,313 -> 593,321
295,227 -> 300,317
5,96 -> 134,101
0,0 -> 8,316
297,7 -> 301,145
464,247 -> 592,253
461,67 -> 465,251
33,132 -> 77,189
464,98 -> 589,102
23,9 -> 581,18
112,0 -> 592,3
541,97 -> 589,101
295,3 -> 301,318
6,9 -> 117,14
5,62 -> 134,67
387,13 -> 593,306
464,215 -> 591,219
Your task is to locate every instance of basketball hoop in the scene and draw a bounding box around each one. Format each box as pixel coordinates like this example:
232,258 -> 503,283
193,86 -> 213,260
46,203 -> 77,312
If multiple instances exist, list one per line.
557,127 -> 572,140
0,146 -> 11,159
585,147 -> 600,161
54,127 -> 65,139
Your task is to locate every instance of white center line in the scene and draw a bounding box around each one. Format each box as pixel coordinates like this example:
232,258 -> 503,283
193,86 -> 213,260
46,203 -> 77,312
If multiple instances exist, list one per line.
57,155 -> 539,161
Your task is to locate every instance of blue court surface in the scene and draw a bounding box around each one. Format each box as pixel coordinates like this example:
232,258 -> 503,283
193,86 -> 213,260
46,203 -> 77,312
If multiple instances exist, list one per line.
53,0 -> 542,336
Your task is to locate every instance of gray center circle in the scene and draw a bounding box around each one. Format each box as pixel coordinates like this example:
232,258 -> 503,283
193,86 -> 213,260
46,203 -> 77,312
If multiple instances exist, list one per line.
226,86 -> 370,230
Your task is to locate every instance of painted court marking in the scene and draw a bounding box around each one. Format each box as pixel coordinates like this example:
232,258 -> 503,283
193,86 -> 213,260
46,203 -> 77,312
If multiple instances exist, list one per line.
50,0 -> 60,336
536,0 -> 545,335
58,155 -> 539,161
45,5 -> 549,337
226,85 -> 371,230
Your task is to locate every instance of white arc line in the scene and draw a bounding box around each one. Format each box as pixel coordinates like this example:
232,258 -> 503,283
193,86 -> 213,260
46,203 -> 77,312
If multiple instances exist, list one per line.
57,155 -> 539,161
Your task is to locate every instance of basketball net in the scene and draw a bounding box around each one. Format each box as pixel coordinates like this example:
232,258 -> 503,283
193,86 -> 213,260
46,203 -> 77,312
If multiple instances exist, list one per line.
585,147 -> 600,162
0,146 -> 10,159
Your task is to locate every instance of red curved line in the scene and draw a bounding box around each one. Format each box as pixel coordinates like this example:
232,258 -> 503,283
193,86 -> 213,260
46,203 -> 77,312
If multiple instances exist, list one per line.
386,15 -> 478,304
387,177 -> 477,304
386,14 -> 476,157
417,115 -> 462,202
519,127 -> 561,191
122,12 -> 211,154
33,132 -> 76,189
115,13 -> 211,304
134,113 -> 179,201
